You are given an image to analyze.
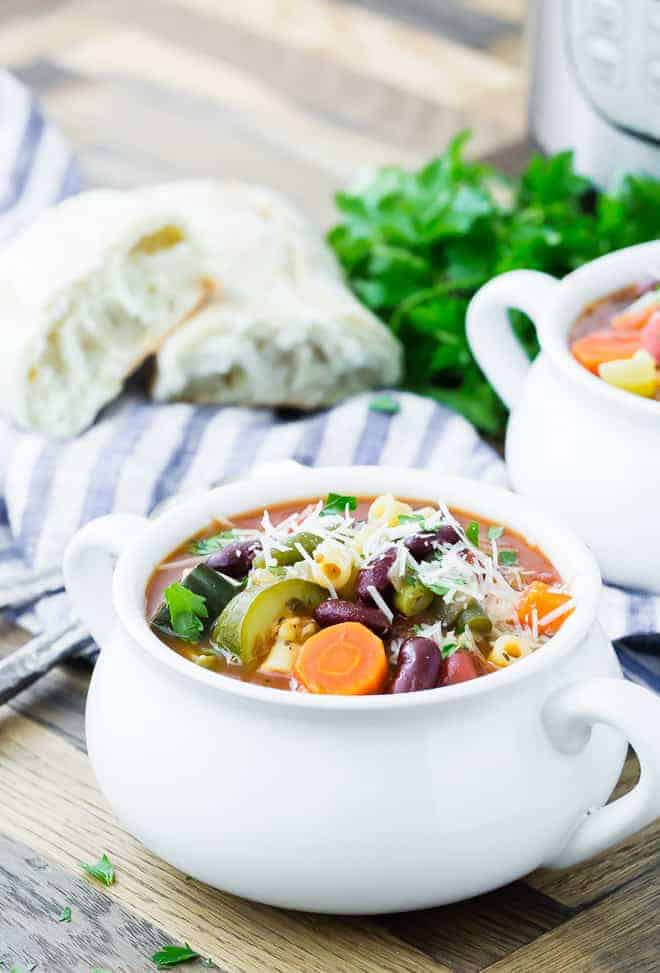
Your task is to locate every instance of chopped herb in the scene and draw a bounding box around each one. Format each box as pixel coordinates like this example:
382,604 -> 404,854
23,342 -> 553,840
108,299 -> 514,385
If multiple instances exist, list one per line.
398,513 -> 425,524
190,530 -> 235,554
426,583 -> 450,597
466,521 -> 480,546
441,642 -> 458,658
81,853 -> 115,887
369,394 -> 400,414
498,550 -> 519,566
163,582 -> 208,643
57,906 -> 71,923
151,943 -> 200,969
487,525 -> 504,541
321,493 -> 358,516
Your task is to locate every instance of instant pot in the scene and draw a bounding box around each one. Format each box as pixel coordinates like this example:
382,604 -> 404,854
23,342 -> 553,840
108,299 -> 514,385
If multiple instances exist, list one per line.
529,0 -> 660,185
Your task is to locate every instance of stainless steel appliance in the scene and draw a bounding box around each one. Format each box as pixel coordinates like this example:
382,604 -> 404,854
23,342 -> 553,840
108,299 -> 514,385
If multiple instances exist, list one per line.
529,0 -> 660,185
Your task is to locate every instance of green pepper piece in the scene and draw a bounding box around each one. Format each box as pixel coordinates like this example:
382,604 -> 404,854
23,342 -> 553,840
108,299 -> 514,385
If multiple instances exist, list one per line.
151,564 -> 244,639
393,578 -> 434,617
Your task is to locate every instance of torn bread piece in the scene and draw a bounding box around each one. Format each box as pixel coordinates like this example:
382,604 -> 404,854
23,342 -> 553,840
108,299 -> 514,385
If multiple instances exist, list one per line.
152,272 -> 402,408
0,188 -> 211,438
147,180 -> 402,407
141,180 -> 340,297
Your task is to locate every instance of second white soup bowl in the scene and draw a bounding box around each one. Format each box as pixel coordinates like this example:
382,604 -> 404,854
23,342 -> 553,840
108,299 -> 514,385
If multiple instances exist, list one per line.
467,240 -> 660,593
64,466 -> 660,913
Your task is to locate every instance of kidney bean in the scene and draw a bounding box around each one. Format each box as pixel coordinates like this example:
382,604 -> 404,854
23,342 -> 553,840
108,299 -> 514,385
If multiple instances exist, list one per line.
314,599 -> 391,636
404,525 -> 461,560
389,637 -> 442,693
440,649 -> 484,686
207,540 -> 261,579
356,548 -> 397,604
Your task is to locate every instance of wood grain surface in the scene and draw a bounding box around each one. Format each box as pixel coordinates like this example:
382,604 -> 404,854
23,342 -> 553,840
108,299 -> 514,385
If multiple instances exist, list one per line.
0,1 -> 658,971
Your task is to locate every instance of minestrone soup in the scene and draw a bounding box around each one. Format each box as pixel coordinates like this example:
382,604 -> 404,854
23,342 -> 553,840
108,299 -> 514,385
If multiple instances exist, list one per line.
146,494 -> 574,695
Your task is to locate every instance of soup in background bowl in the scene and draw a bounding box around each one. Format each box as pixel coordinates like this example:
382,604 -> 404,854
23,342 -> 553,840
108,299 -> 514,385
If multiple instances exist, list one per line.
63,466 -> 660,913
570,280 -> 660,399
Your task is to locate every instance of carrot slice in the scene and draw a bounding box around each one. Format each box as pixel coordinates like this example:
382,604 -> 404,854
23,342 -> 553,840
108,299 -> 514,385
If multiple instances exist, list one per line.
293,622 -> 388,695
571,330 -> 641,374
517,581 -> 574,636
612,293 -> 660,331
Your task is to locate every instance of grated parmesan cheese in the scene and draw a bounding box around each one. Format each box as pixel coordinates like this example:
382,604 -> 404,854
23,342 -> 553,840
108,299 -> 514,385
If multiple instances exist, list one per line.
366,584 -> 394,623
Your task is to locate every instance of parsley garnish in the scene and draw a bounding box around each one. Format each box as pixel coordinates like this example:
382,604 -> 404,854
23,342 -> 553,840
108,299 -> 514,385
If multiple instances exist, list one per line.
441,642 -> 458,658
151,943 -> 200,969
190,530 -> 235,555
498,550 -> 518,566
369,394 -> 400,414
321,493 -> 357,516
57,906 -> 71,923
466,521 -> 479,546
81,853 -> 115,887
487,525 -> 504,541
328,133 -> 660,435
164,583 -> 208,643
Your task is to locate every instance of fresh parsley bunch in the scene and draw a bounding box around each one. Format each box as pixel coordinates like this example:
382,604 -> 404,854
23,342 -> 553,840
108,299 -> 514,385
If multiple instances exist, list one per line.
328,132 -> 660,435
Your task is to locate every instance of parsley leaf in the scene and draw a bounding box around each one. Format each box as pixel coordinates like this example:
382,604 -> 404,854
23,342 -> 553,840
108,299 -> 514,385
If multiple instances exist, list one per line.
466,521 -> 480,546
57,906 -> 71,923
321,493 -> 358,516
441,642 -> 458,658
487,525 -> 504,541
498,550 -> 518,566
164,583 -> 208,643
151,943 -> 200,969
81,853 -> 115,887
190,530 -> 235,554
369,394 -> 400,414
329,133 -> 660,436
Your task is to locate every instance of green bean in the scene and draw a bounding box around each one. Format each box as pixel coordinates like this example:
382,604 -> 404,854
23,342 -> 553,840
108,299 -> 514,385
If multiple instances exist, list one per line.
393,579 -> 434,617
456,600 -> 492,635
252,531 -> 321,569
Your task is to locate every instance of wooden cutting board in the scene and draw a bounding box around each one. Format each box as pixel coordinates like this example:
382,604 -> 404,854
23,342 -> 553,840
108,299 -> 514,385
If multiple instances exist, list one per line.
0,1 -> 658,970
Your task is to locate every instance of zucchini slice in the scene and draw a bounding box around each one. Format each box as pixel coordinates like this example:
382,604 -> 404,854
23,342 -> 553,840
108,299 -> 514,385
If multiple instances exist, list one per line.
151,564 -> 243,639
211,578 -> 326,667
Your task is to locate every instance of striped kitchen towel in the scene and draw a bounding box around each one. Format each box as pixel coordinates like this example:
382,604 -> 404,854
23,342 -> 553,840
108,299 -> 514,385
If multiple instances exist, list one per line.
0,71 -> 658,691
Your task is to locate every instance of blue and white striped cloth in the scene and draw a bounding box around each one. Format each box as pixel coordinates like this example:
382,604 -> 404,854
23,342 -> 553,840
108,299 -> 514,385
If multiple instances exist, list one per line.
0,71 -> 658,691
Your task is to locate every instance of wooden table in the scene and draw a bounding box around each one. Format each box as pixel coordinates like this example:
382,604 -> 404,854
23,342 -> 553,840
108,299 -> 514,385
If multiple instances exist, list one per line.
0,1 -> 658,970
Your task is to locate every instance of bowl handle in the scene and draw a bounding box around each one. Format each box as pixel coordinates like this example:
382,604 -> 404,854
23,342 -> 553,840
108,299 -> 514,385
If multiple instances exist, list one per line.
63,514 -> 148,647
466,270 -> 559,409
542,677 -> 660,868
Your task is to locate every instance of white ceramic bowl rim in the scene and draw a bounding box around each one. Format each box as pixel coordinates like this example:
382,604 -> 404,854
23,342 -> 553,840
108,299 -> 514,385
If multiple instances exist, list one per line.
538,239 -> 660,421
112,467 -> 602,711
